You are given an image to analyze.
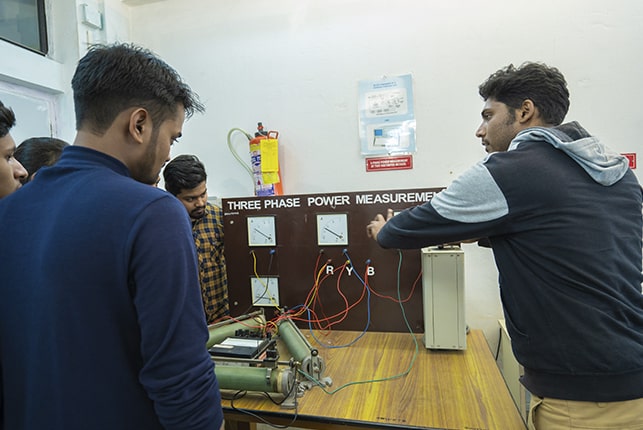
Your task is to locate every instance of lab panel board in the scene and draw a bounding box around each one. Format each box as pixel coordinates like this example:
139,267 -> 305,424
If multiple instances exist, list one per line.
222,187 -> 443,332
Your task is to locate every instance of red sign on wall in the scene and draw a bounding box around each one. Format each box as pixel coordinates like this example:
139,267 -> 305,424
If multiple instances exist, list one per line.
365,155 -> 413,172
622,153 -> 636,169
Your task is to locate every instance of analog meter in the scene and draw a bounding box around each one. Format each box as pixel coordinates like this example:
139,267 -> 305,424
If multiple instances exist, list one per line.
247,216 -> 277,247
316,213 -> 349,246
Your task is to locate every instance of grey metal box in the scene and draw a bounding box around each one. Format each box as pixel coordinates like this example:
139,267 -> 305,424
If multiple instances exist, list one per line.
421,246 -> 466,350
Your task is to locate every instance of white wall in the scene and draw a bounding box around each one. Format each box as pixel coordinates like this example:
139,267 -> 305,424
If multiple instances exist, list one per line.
125,0 -> 643,348
0,1 -> 77,142
128,0 -> 643,197
0,0 -> 132,143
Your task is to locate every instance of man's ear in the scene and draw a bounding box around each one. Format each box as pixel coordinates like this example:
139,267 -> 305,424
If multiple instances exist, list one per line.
128,108 -> 150,144
518,99 -> 537,124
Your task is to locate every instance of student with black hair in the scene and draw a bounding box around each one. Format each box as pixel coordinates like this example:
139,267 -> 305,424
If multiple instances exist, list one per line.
0,99 -> 27,197
15,136 -> 69,183
368,62 -> 643,430
0,43 -> 224,430
163,154 -> 229,324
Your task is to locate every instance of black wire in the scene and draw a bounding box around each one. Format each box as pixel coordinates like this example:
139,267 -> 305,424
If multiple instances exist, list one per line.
240,250 -> 277,316
261,391 -> 283,405
260,373 -> 298,406
229,379 -> 300,429
494,326 -> 502,361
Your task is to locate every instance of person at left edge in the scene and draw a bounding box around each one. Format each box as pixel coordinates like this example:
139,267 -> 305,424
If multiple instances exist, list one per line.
0,43 -> 224,430
0,99 -> 28,197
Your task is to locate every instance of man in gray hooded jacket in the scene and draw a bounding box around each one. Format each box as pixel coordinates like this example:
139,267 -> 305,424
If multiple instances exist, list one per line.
367,62 -> 643,429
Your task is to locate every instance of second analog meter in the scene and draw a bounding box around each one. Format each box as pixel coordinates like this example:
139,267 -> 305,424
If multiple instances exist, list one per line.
316,213 -> 349,246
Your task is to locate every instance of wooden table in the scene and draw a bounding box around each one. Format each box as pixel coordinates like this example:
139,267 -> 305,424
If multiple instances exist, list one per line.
222,329 -> 526,429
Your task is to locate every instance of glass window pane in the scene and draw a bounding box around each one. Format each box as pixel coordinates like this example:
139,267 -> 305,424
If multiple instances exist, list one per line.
0,0 -> 47,54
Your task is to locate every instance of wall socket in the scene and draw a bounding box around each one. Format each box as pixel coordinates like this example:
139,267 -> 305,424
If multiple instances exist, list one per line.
250,277 -> 279,306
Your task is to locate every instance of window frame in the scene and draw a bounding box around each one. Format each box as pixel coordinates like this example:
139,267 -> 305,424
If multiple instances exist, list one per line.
0,0 -> 49,56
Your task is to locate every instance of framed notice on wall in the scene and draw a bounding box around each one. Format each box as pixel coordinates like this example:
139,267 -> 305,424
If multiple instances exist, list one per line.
358,74 -> 416,156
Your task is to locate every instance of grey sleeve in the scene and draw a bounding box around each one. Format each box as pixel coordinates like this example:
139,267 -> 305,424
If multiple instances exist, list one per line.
376,160 -> 509,249
430,160 -> 508,223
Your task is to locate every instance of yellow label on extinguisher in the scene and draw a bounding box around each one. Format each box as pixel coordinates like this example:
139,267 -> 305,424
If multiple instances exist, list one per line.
259,139 -> 279,172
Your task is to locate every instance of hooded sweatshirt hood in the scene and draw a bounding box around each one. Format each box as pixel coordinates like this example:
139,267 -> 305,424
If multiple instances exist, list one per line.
510,121 -> 630,186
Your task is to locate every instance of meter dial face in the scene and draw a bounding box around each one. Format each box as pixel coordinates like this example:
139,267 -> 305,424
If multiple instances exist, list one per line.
316,213 -> 349,246
247,216 -> 277,247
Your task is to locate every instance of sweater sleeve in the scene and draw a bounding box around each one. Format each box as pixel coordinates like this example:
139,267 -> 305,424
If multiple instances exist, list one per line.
127,195 -> 223,430
377,160 -> 509,249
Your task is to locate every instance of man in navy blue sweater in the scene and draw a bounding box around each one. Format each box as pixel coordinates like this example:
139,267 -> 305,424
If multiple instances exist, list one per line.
367,63 -> 643,429
0,44 -> 224,429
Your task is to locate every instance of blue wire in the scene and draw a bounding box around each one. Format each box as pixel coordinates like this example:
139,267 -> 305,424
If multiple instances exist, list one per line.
308,249 -> 371,348
298,249 -> 420,394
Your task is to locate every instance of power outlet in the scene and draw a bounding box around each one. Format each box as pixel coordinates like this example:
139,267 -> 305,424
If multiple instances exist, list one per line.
250,277 -> 279,306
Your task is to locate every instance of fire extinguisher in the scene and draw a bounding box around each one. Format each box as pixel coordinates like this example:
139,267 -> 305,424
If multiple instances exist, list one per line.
226,122 -> 284,196
249,122 -> 283,196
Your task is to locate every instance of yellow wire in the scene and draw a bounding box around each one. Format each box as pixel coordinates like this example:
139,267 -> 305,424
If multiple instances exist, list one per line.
250,250 -> 282,311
